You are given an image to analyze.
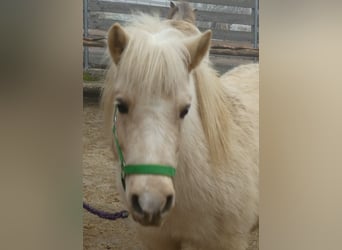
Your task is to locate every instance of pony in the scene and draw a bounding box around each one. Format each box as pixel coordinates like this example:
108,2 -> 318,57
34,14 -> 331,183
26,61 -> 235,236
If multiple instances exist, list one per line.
101,13 -> 259,250
167,1 -> 197,24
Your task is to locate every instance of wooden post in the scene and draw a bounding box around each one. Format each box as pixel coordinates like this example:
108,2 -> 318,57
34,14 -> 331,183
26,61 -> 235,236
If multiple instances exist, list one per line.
83,0 -> 89,69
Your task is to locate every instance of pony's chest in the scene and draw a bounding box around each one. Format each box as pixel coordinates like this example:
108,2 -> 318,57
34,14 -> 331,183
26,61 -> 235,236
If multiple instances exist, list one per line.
164,200 -> 218,239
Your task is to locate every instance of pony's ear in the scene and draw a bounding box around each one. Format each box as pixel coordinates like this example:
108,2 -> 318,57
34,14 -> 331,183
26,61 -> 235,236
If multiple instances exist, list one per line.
170,1 -> 176,8
107,23 -> 129,65
184,30 -> 212,71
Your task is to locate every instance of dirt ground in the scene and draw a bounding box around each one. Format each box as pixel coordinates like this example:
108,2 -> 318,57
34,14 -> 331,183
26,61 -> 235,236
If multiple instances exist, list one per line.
83,98 -> 258,250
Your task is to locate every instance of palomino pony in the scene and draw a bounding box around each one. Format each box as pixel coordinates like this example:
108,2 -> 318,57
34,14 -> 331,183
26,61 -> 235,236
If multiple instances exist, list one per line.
102,14 -> 258,250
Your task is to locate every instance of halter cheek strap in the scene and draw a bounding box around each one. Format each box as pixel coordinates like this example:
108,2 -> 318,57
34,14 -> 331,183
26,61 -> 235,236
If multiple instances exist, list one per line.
112,106 -> 176,190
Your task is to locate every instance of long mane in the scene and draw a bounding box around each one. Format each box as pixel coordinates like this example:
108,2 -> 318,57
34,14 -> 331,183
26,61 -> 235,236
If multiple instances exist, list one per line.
193,65 -> 232,166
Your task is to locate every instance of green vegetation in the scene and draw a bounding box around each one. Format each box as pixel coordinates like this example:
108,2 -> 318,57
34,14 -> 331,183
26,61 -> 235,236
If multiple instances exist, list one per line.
83,71 -> 101,82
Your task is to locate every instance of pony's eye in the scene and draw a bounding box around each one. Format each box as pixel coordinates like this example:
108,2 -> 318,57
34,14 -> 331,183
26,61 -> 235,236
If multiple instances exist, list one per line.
180,105 -> 190,119
117,103 -> 129,114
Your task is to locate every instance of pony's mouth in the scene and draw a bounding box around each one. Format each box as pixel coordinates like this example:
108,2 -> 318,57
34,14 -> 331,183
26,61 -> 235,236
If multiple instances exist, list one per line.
131,212 -> 163,227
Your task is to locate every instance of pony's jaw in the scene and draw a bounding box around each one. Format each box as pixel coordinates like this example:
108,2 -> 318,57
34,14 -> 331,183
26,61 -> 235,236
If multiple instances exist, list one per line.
125,175 -> 175,226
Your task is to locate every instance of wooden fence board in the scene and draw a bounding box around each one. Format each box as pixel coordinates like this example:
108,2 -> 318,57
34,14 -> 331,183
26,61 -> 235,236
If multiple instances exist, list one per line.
88,14 -> 128,31
87,47 -> 256,73
195,10 -> 253,25
198,27 -> 254,42
83,38 -> 258,57
88,1 -> 169,16
187,0 -> 255,8
88,0 -> 255,9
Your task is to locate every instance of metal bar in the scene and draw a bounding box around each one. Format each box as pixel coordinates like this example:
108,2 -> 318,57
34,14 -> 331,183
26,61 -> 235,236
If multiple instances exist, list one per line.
83,0 -> 89,69
253,0 -> 259,48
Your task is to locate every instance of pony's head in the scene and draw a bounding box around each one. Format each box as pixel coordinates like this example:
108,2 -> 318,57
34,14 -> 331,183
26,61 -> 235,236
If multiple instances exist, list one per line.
104,19 -> 211,226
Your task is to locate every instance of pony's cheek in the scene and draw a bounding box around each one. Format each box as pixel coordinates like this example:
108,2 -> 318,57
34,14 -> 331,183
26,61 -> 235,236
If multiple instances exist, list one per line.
175,143 -> 180,155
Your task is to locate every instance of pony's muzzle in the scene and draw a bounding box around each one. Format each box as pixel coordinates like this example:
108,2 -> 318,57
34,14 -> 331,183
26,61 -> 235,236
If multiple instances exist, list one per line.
130,190 -> 175,226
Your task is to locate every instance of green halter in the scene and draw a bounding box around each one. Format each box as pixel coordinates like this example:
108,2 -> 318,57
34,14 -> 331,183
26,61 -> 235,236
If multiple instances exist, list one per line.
112,106 -> 176,190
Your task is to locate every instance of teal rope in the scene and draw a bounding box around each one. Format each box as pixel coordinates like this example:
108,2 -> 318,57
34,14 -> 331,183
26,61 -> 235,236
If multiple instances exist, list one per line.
124,164 -> 175,177
112,109 -> 125,170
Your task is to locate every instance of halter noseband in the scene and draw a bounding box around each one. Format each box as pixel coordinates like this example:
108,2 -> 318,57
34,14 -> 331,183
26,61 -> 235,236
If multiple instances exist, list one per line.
112,106 -> 176,190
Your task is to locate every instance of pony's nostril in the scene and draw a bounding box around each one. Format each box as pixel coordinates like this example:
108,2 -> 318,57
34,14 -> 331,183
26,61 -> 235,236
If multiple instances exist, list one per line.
162,195 -> 174,213
132,193 -> 174,216
131,194 -> 143,214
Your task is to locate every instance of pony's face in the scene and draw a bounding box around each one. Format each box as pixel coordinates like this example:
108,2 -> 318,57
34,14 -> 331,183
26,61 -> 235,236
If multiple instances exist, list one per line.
107,23 -> 211,226
112,88 -> 190,226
